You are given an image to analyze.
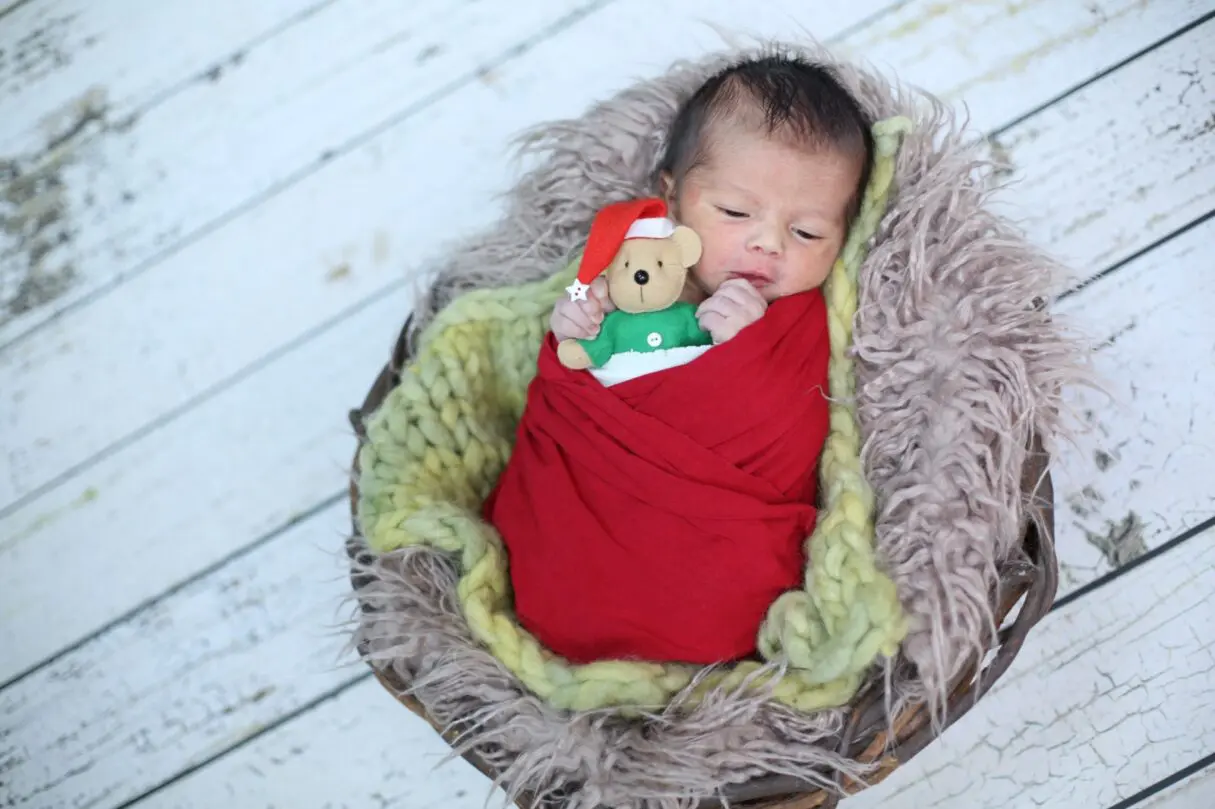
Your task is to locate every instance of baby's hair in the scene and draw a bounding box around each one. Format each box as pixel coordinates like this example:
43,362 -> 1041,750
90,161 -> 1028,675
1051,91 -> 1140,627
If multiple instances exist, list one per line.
655,54 -> 874,219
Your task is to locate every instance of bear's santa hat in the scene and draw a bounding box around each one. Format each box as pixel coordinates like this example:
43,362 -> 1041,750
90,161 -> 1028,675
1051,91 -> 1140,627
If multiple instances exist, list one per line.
566,197 -> 675,302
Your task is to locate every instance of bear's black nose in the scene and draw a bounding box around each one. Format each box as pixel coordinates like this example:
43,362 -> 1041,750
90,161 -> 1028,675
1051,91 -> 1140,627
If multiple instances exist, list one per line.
633,269 -> 650,285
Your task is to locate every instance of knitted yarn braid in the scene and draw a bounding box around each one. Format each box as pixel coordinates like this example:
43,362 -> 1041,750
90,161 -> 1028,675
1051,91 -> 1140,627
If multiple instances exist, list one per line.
356,117 -> 911,714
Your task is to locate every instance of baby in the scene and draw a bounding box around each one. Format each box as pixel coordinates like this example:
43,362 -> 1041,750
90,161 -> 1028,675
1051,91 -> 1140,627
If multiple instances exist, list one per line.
489,55 -> 877,667
551,54 -> 872,348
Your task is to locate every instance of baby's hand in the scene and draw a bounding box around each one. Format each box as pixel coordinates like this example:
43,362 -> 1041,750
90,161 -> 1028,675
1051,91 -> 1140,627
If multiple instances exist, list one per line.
696,278 -> 768,343
550,276 -> 616,342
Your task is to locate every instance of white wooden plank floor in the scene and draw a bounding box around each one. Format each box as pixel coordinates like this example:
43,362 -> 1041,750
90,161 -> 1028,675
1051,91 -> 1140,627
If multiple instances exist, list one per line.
2,1 -> 1213,808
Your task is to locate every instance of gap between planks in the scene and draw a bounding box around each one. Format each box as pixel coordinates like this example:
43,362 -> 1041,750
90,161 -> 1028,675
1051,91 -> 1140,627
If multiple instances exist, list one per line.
0,0 -> 37,23
1115,754 -> 1215,809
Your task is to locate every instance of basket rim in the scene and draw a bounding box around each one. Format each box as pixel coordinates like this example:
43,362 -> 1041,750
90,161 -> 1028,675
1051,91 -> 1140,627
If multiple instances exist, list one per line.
344,314 -> 1059,809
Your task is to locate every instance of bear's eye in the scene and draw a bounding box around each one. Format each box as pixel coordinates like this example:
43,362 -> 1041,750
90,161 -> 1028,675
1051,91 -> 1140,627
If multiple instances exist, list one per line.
657,260 -> 664,268
624,260 -> 629,269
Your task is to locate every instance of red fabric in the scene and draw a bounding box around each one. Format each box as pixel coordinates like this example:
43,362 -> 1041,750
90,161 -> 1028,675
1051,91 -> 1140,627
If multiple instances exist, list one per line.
482,289 -> 831,665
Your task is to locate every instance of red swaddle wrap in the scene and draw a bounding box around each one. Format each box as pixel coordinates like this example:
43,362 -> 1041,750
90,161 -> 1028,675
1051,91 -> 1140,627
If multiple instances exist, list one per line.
483,289 -> 830,665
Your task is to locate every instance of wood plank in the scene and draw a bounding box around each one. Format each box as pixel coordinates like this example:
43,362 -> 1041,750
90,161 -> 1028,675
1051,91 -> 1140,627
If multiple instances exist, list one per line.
0,0 -> 604,345
844,530 -> 1215,809
0,289 -> 405,682
0,1 -> 1204,513
0,501 -> 361,809
1049,216 -> 1215,591
3,189 -> 1210,809
0,0 -> 335,333
140,676 -> 508,809
837,0 -> 1214,135
0,0 -> 326,154
119,528 -> 1215,808
3,2 -> 1210,685
986,18 -> 1215,281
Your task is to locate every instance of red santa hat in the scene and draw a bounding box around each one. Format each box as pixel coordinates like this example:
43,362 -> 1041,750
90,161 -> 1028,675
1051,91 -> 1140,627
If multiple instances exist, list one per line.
566,197 -> 675,302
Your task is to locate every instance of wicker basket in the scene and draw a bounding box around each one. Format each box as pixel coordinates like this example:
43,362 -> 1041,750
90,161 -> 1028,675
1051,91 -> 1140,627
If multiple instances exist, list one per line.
345,311 -> 1058,809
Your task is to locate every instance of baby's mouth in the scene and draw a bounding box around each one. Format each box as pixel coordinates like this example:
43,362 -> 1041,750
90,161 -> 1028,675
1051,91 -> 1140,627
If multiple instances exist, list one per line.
728,270 -> 772,288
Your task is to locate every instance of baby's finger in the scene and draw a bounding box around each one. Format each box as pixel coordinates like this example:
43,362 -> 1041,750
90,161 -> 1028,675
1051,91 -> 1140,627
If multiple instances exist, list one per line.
698,297 -> 739,322
579,296 -> 606,323
717,280 -> 767,316
696,294 -> 737,321
554,309 -> 596,341
573,300 -> 604,332
697,309 -> 726,337
552,301 -> 586,336
589,277 -> 617,313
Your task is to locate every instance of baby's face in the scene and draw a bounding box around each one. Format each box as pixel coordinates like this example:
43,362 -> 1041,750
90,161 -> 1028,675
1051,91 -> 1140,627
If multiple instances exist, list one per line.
664,123 -> 864,303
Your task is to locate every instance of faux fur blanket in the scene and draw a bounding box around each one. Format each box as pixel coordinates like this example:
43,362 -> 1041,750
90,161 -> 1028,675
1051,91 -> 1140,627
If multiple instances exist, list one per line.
347,37 -> 1084,809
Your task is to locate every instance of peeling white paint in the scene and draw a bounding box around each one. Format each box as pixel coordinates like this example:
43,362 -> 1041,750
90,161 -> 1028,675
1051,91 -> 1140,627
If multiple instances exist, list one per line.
845,534 -> 1215,809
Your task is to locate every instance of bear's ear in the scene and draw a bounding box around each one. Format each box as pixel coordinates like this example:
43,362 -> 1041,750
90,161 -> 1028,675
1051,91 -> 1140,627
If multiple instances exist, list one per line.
669,225 -> 702,268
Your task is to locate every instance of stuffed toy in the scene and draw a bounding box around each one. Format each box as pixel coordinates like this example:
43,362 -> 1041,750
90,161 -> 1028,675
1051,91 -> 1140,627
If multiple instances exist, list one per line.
558,198 -> 711,377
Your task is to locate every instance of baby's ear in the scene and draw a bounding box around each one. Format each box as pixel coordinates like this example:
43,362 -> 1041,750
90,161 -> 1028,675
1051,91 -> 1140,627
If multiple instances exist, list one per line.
669,225 -> 702,268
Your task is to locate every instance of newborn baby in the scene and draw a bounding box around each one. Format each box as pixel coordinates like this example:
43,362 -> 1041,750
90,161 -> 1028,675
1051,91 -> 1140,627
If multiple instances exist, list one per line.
487,54 -> 876,666
551,54 -> 871,351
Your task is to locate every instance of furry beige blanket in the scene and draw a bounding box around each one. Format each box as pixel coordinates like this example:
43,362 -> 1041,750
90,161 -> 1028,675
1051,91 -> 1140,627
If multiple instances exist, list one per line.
347,37 -> 1086,809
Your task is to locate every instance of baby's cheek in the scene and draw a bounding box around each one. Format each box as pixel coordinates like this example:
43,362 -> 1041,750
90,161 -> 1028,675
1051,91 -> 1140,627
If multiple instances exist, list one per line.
692,229 -> 734,286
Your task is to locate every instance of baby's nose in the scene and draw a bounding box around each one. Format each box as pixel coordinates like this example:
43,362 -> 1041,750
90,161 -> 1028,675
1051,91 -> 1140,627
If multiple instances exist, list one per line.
749,237 -> 780,256
633,269 -> 650,285
748,223 -> 783,255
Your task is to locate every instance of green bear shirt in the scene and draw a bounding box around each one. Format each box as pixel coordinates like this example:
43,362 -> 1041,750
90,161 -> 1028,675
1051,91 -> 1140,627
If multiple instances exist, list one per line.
577,301 -> 712,367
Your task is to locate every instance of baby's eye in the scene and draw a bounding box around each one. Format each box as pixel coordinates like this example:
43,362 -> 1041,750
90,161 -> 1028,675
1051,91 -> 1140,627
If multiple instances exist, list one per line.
717,206 -> 747,218
793,228 -> 820,240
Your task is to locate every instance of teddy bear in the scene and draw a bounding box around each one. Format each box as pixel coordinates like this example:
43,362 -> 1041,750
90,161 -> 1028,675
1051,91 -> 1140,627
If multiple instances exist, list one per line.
557,198 -> 711,376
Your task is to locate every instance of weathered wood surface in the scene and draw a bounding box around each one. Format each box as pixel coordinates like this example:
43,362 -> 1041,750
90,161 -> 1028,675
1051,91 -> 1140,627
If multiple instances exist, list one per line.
1,0 -> 327,154
0,0 -> 335,339
4,162 -> 1210,809
0,501 -> 361,809
836,0 -> 1212,134
1048,215 -> 1215,589
111,529 -> 1215,809
985,18 -> 1215,282
0,0 -> 912,508
0,0 -> 608,345
5,0 -> 1207,514
136,674 -> 511,809
846,530 -> 1215,809
3,2 -> 1212,689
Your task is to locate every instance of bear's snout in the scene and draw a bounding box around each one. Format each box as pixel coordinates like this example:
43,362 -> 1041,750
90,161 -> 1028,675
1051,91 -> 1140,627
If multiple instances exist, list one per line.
633,269 -> 650,285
